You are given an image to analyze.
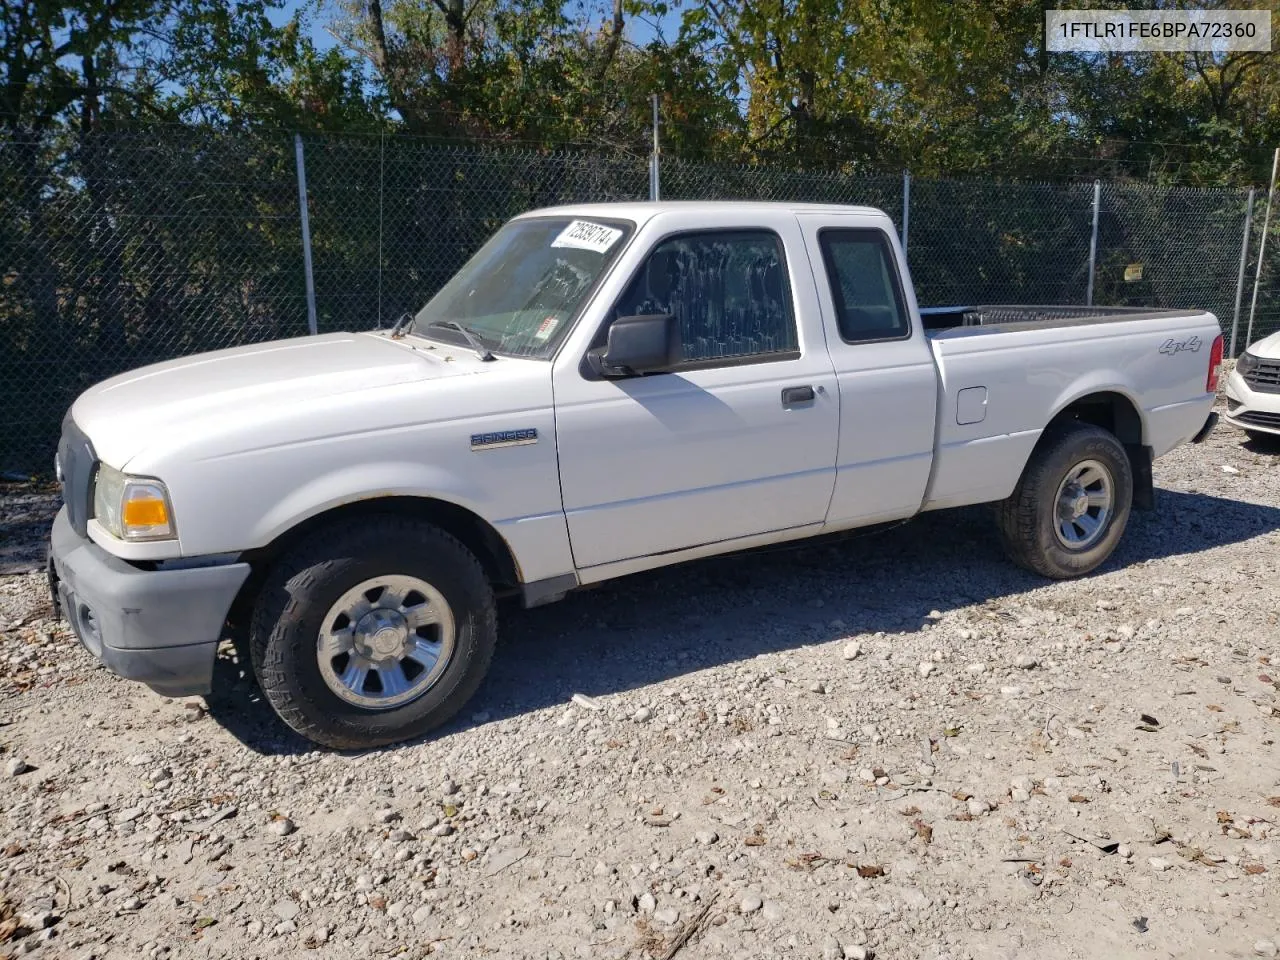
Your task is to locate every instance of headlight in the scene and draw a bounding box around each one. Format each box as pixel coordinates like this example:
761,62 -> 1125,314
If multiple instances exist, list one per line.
92,465 -> 176,541
1237,351 -> 1259,376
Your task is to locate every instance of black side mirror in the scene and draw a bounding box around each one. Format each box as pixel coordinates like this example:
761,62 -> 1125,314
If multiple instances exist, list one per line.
594,313 -> 682,377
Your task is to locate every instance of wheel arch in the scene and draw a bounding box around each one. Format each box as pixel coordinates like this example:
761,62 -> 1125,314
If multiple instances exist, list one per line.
226,495 -> 522,644
1046,389 -> 1145,446
1038,390 -> 1153,509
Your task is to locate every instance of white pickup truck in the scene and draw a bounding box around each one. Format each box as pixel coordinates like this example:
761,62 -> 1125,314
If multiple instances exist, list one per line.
49,201 -> 1223,748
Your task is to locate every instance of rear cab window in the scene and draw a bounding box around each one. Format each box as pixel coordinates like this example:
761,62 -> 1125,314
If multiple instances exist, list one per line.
818,229 -> 911,343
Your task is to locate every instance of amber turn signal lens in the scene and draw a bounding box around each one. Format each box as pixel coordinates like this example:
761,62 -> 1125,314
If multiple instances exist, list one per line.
122,496 -> 169,528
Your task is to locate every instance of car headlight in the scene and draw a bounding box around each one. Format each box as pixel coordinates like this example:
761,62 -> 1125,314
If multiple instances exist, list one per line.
1237,351 -> 1259,376
92,464 -> 176,541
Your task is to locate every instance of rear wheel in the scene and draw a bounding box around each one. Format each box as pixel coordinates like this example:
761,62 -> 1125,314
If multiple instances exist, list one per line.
996,423 -> 1133,579
250,516 -> 496,749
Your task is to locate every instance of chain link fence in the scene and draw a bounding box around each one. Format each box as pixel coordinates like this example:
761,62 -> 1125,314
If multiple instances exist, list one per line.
3,127 -> 1278,474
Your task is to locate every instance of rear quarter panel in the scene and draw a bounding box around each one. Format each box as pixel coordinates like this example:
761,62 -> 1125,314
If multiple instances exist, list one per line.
923,312 -> 1219,510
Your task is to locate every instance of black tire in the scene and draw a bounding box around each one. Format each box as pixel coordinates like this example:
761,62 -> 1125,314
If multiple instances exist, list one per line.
249,516 -> 496,749
995,422 -> 1133,579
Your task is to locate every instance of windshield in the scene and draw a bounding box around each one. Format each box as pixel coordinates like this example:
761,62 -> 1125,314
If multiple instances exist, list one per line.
412,216 -> 633,358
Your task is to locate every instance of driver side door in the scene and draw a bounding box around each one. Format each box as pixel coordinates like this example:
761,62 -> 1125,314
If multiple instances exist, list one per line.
552,217 -> 840,573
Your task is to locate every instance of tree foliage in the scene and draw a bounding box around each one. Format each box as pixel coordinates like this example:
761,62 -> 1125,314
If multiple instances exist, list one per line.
4,0 -> 1280,180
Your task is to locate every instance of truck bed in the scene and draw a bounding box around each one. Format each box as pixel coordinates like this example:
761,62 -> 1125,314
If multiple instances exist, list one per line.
921,304 -> 1194,334
918,304 -> 1220,513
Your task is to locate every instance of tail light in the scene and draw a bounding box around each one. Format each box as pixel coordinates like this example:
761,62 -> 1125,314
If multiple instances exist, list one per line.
1207,333 -> 1224,393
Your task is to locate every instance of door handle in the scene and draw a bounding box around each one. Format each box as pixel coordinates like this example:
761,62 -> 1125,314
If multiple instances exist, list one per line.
781,385 -> 816,406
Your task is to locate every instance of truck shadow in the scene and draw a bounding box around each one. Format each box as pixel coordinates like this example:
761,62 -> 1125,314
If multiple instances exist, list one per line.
205,488 -> 1280,755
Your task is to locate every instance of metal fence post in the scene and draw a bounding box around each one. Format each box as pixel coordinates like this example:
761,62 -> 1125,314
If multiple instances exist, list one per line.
1086,180 -> 1101,306
377,132 -> 385,329
1246,147 -> 1280,348
294,133 -> 318,336
901,170 -> 911,253
1230,187 -> 1256,358
649,94 -> 661,202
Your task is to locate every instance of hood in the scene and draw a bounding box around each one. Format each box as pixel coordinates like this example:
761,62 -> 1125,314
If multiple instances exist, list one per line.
73,332 -> 474,467
1245,330 -> 1280,361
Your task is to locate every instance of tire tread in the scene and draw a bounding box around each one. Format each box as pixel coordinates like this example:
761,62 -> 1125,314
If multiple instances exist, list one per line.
249,516 -> 496,749
995,422 -> 1132,579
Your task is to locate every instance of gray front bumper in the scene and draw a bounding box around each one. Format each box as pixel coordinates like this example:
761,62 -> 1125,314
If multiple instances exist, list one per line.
48,507 -> 251,697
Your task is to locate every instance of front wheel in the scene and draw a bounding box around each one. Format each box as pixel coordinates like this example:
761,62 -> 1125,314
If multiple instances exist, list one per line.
250,516 -> 496,749
996,422 -> 1133,579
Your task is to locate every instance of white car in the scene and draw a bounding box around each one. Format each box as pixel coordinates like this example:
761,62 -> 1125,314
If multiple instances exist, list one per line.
1225,331 -> 1280,440
48,201 -> 1223,748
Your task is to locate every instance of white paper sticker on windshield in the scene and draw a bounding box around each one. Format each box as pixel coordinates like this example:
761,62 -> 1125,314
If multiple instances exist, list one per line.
551,220 -> 622,253
533,316 -> 560,341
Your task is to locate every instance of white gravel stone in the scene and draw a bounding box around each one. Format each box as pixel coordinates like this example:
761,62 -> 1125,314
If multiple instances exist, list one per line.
842,641 -> 862,660
917,662 -> 935,679
740,894 -> 763,914
273,900 -> 300,921
632,706 -> 653,723
694,830 -> 719,846
1254,941 -> 1278,958
268,817 -> 296,837
1149,857 -> 1173,872
5,757 -> 30,777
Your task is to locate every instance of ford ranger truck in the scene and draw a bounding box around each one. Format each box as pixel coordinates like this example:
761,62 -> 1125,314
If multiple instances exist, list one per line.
48,202 -> 1222,748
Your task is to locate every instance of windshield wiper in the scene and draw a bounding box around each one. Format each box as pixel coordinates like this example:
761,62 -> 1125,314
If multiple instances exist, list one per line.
388,312 -> 415,338
423,320 -> 496,362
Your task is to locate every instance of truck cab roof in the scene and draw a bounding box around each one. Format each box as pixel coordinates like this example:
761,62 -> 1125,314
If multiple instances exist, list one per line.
515,200 -> 892,227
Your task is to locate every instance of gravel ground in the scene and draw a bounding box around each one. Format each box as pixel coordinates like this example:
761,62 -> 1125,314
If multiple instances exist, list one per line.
1,414 -> 1278,960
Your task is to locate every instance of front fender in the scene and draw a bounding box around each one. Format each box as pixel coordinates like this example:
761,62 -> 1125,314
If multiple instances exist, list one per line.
249,460 -> 491,549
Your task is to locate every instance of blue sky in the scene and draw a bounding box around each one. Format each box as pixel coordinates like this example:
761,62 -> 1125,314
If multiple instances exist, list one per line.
269,0 -> 684,55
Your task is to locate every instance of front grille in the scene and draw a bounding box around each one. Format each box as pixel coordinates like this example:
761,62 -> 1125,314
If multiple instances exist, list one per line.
1243,359 -> 1280,393
1234,409 -> 1280,429
57,415 -> 97,538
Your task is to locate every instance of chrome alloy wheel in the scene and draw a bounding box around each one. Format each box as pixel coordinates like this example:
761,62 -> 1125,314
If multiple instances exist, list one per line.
1053,459 -> 1113,550
316,575 -> 456,710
